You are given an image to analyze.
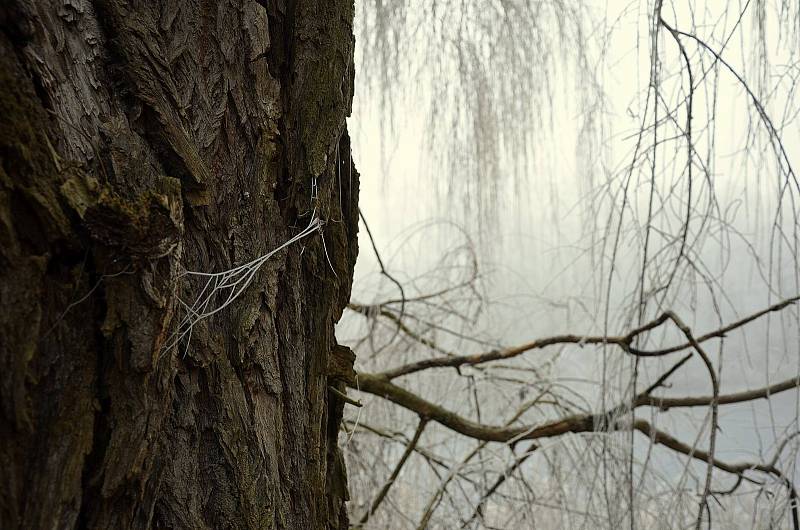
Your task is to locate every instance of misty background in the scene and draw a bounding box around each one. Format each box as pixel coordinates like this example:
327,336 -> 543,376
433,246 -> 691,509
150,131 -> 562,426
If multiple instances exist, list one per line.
337,0 -> 800,527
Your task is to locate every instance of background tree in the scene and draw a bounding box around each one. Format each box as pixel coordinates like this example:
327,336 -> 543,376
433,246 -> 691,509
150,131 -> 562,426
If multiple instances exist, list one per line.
0,1 -> 358,528
343,0 -> 800,528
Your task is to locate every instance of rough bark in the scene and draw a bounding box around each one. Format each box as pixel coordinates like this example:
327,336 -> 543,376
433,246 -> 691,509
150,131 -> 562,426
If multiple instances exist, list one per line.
0,1 -> 358,528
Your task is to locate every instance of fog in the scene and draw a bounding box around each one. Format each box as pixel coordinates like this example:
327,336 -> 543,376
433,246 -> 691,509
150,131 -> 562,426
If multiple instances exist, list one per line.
339,1 -> 800,527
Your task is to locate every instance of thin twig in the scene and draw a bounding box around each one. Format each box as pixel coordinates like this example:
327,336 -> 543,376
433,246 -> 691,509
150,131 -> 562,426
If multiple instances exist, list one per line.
356,418 -> 429,527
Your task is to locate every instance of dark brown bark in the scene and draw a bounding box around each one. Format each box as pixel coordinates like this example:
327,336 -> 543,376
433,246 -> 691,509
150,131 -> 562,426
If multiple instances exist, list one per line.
0,1 -> 358,528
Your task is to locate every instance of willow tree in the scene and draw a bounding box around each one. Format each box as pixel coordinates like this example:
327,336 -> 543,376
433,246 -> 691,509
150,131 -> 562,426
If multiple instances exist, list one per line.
343,0 -> 800,529
1,1 -> 358,528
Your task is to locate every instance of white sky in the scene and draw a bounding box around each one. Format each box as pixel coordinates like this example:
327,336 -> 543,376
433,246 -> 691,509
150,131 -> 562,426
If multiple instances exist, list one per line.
341,1 -> 800,525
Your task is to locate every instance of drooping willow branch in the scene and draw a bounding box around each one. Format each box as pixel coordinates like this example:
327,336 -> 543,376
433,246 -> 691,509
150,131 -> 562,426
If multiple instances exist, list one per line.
357,208 -> 407,346
663,311 -> 719,530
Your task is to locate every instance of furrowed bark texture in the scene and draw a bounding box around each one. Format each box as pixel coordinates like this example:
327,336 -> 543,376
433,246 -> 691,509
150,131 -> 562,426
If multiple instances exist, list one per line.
0,0 -> 358,528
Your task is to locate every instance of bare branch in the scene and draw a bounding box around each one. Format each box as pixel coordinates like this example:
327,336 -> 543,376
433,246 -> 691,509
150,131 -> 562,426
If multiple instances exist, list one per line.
352,369 -> 799,444
355,417 -> 428,527
661,311 -> 719,530
415,395 -> 546,528
638,376 -> 800,409
377,296 -> 799,379
348,302 -> 457,358
460,441 -> 539,528
358,207 -> 407,345
633,419 -> 799,530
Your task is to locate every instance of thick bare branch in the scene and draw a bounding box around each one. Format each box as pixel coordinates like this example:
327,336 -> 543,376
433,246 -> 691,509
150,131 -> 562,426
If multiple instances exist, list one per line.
352,369 -> 800,444
354,372 -> 597,442
376,296 -> 798,379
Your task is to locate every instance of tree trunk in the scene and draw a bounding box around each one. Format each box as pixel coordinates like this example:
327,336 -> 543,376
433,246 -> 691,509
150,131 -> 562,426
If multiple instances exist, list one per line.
0,1 -> 358,528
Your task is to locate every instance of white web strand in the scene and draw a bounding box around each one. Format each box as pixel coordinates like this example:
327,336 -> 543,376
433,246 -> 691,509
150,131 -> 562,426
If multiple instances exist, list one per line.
164,212 -> 324,355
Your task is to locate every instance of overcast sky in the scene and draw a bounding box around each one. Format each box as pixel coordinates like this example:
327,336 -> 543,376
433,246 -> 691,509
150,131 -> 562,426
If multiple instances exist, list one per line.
341,1 -> 800,525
